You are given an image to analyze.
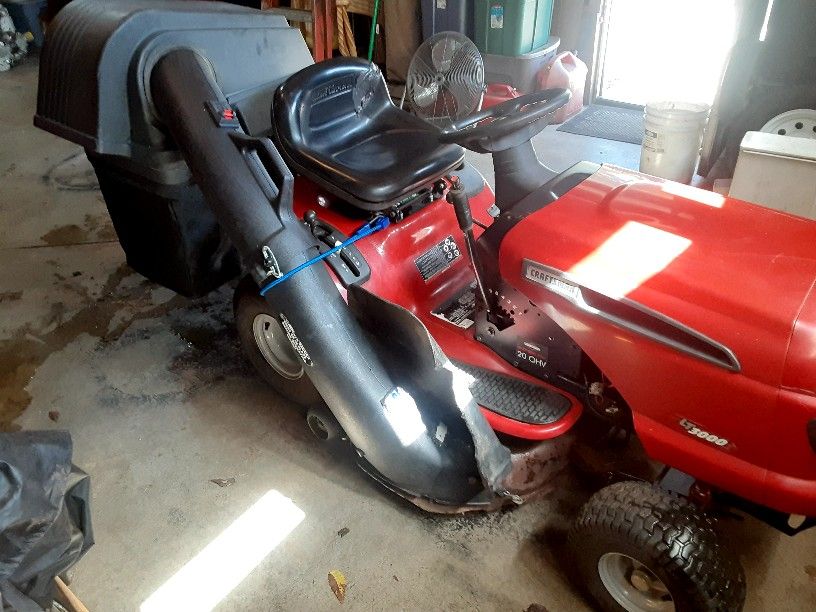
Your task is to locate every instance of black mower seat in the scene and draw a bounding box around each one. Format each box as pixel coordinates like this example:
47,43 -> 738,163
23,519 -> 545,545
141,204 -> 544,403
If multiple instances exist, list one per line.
273,58 -> 464,211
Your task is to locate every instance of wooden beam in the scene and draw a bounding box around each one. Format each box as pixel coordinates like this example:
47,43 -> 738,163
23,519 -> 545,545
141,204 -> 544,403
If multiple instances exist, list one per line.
312,0 -> 335,62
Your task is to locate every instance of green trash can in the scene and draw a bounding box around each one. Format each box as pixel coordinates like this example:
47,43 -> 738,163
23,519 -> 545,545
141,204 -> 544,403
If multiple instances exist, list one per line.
474,0 -> 554,56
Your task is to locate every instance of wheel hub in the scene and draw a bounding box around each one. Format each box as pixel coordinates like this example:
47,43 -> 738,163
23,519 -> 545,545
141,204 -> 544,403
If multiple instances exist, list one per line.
598,552 -> 674,612
629,569 -> 652,593
251,313 -> 303,380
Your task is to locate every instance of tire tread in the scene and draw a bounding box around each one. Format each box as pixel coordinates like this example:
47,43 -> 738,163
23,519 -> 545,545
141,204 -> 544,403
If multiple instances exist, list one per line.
568,481 -> 746,612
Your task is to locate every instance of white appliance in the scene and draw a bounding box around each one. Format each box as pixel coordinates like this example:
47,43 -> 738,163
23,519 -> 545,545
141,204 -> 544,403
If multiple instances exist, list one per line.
730,131 -> 816,219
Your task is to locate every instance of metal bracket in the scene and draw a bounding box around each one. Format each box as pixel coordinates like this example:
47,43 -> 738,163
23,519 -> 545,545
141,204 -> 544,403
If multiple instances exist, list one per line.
262,245 -> 281,279
658,467 -> 695,496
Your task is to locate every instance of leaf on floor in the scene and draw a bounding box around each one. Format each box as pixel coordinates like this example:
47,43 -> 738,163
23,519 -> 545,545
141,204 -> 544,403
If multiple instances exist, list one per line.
328,570 -> 347,603
209,478 -> 235,487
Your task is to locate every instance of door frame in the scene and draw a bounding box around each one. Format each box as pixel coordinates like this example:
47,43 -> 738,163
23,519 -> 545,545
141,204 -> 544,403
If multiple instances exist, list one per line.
589,0 -> 644,109
588,0 -> 633,107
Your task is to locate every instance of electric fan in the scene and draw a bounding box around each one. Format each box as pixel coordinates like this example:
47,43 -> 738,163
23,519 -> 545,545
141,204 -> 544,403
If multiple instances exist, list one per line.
404,32 -> 484,129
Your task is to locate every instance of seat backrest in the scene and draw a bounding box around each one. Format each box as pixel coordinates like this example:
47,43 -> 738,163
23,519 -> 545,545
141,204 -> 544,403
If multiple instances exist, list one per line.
274,57 -> 392,154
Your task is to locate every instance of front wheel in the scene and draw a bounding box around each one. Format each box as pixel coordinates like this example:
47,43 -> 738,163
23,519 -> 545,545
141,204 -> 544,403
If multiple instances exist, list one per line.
233,276 -> 321,406
567,481 -> 745,612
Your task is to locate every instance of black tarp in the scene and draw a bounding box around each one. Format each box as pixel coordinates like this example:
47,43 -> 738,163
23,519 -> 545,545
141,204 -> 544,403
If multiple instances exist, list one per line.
0,432 -> 93,611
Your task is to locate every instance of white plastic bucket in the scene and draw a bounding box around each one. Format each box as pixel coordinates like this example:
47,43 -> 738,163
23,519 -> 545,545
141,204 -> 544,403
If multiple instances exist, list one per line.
639,102 -> 710,184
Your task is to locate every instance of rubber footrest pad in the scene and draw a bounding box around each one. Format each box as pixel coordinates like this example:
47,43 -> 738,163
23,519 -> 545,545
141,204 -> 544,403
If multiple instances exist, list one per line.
452,361 -> 572,425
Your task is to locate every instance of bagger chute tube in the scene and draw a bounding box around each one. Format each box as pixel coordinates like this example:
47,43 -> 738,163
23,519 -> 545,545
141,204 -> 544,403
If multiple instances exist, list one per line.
35,1 -> 816,610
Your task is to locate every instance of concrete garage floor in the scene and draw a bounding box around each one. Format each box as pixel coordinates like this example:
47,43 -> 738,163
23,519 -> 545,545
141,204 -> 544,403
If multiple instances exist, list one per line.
2,56 -> 815,611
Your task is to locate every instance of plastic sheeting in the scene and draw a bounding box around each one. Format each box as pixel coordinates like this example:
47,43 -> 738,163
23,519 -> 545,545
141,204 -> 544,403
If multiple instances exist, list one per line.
0,431 -> 93,611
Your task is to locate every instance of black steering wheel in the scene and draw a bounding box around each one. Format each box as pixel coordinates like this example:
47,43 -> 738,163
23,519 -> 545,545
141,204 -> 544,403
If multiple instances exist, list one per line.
439,88 -> 571,153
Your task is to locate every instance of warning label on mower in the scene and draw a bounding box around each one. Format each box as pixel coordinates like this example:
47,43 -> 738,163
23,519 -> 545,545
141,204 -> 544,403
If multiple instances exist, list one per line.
415,235 -> 461,282
432,282 -> 476,329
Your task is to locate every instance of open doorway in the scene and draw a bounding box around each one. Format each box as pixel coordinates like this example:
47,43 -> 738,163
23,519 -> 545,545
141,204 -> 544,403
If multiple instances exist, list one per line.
594,0 -> 739,107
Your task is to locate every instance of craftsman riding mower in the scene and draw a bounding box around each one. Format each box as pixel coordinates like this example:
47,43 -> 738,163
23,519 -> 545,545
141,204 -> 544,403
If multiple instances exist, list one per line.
35,1 -> 816,610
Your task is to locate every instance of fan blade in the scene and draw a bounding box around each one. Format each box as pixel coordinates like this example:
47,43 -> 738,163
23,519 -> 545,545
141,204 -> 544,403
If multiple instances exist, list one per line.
413,81 -> 440,110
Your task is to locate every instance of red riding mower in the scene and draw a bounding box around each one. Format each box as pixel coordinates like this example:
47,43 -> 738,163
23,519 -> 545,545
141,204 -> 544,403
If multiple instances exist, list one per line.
35,2 -> 815,610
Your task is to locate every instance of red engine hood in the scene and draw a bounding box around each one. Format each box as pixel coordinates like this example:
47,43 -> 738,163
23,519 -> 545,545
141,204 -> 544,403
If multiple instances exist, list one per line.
500,165 -> 816,386
782,284 -> 816,393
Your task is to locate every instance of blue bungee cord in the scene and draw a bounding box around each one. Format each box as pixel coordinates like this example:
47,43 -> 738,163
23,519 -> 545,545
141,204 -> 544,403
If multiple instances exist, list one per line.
259,215 -> 390,296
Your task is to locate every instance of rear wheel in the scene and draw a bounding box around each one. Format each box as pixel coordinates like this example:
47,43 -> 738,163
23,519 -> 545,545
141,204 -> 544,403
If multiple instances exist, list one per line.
233,276 -> 321,406
567,481 -> 745,612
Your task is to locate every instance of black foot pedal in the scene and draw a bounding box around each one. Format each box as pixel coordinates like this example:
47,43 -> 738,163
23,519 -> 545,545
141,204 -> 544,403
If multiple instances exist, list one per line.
452,361 -> 572,424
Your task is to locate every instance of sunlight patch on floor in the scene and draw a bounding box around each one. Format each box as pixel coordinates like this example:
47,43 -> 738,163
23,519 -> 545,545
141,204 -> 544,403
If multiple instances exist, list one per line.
140,490 -> 305,612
